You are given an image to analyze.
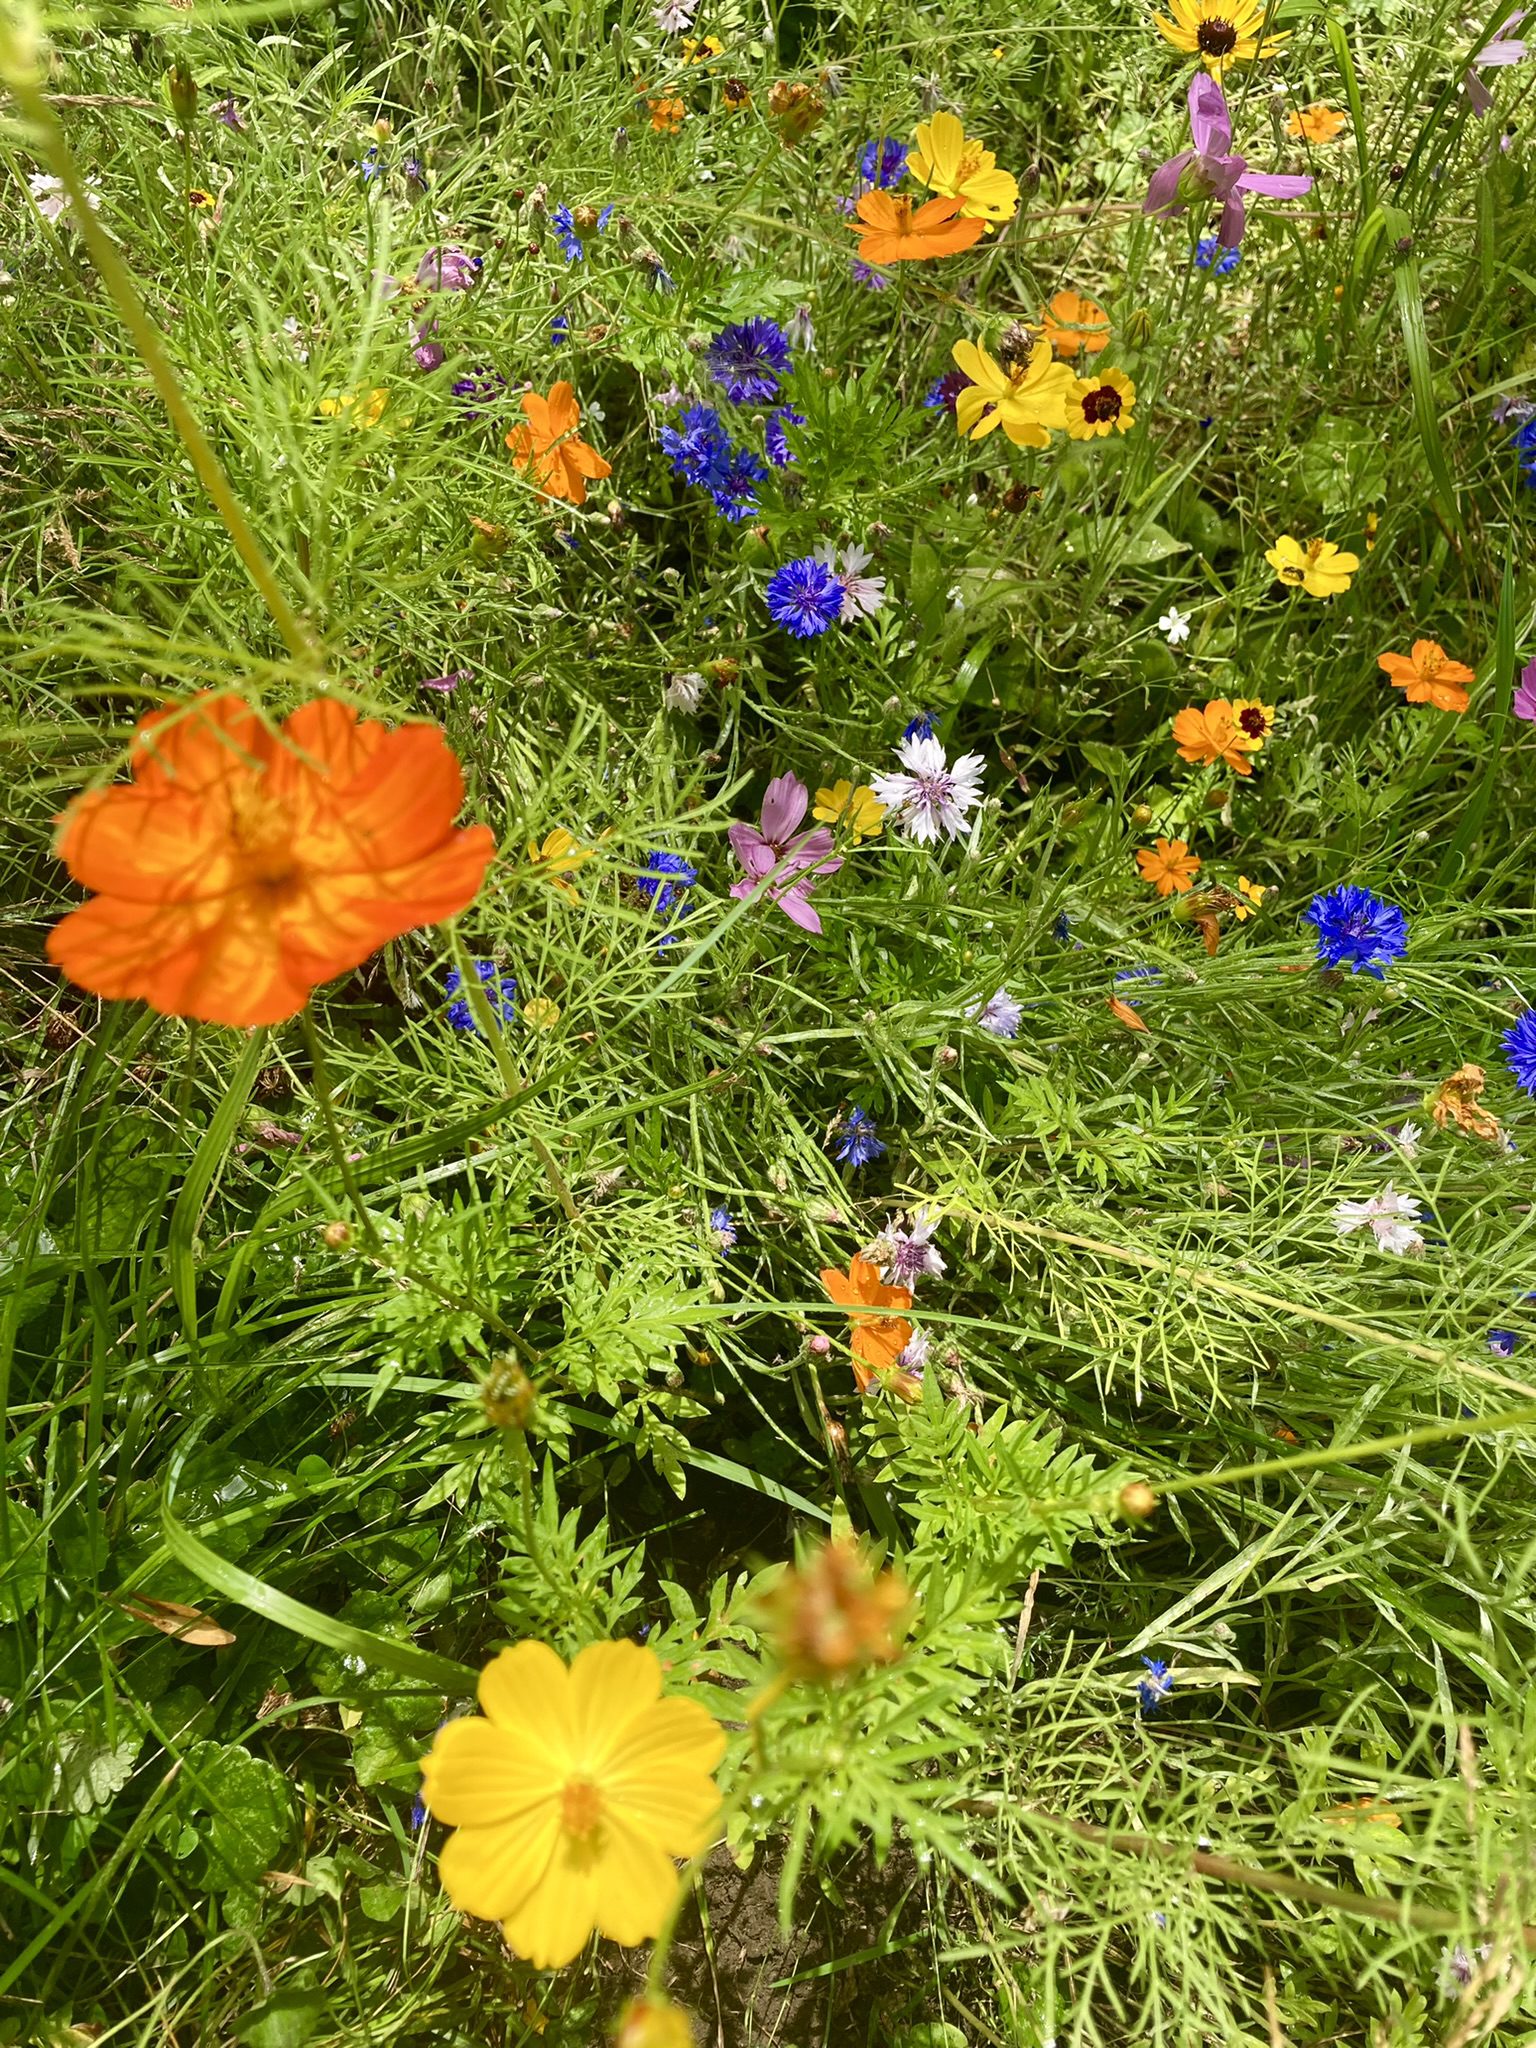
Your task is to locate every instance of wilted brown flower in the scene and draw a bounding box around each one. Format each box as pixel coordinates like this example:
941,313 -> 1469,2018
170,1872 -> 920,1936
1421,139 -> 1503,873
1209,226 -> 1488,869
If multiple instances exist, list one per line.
1427,1063 -> 1503,1143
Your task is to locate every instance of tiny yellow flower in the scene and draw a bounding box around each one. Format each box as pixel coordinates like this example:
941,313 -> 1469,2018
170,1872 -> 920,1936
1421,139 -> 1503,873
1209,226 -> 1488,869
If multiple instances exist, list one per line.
1233,875 -> 1267,920
1264,533 -> 1359,598
527,825 -> 601,896
680,32 -> 723,60
523,997 -> 561,1030
813,780 -> 886,842
318,387 -> 390,428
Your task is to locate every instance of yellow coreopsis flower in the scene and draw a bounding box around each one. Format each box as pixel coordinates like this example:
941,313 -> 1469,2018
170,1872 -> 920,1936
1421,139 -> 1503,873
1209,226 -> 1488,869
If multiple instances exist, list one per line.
421,1640 -> 724,1971
813,780 -> 886,841
1153,0 -> 1287,75
908,110 -> 1019,223
1065,368 -> 1136,439
527,825 -> 600,896
952,336 -> 1074,448
1264,533 -> 1359,598
318,387 -> 390,428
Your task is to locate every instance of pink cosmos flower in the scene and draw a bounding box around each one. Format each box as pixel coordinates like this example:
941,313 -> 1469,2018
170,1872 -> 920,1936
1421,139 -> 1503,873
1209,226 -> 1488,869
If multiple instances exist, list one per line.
1514,656 -> 1536,723
1465,11 -> 1527,114
728,772 -> 843,934
1144,74 -> 1313,248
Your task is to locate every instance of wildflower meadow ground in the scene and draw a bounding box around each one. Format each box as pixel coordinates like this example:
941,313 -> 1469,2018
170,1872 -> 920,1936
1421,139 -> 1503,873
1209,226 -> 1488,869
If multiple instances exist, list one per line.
4,0 -> 1536,2040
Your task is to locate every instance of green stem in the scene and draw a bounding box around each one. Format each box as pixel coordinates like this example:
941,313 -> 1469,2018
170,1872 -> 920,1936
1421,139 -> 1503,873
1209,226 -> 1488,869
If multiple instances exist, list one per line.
0,20 -> 317,666
298,1010 -> 380,1254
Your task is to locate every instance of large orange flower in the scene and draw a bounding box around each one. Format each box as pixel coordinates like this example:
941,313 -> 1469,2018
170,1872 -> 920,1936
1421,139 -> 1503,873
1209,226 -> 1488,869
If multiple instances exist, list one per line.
818,1258 -> 915,1396
1378,640 -> 1475,713
47,693 -> 496,1027
1171,698 -> 1261,775
846,191 -> 986,264
505,383 -> 612,506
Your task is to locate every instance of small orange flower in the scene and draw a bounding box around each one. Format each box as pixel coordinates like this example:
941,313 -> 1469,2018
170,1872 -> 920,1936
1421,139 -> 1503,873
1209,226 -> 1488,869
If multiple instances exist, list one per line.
761,1538 -> 911,1682
1171,699 -> 1260,776
1136,838 -> 1201,896
846,190 -> 986,265
818,1257 -> 915,1395
47,693 -> 496,1027
1378,639 -> 1474,713
1287,104 -> 1348,143
505,382 -> 611,507
1041,289 -> 1110,357
648,95 -> 687,133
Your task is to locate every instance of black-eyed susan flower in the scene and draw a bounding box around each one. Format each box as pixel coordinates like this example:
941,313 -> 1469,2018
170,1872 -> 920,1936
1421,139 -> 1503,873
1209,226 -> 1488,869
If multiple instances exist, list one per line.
1153,0 -> 1286,75
1065,368 -> 1136,438
1265,533 -> 1359,597
1229,697 -> 1276,746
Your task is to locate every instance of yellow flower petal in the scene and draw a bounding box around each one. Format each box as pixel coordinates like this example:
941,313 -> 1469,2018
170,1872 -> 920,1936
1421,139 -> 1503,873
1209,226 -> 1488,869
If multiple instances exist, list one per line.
589,1814 -> 684,1946
420,1715 -> 558,1828
569,1639 -> 663,1766
500,1831 -> 603,1969
436,1799 -> 563,1921
478,1639 -> 573,1759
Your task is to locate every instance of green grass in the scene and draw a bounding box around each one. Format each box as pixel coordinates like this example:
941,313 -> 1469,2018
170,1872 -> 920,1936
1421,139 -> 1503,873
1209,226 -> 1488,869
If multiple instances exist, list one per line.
5,0 -> 1536,2040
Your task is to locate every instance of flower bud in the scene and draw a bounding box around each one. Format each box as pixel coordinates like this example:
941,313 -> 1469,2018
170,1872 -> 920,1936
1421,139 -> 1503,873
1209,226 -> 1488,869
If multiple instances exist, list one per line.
572,202 -> 600,233
167,63 -> 198,125
1130,802 -> 1154,826
762,1538 -> 911,1683
615,1996 -> 696,2048
808,1333 -> 832,1356
1118,1481 -> 1159,1520
1124,307 -> 1155,347
480,1359 -> 537,1430
320,1220 -> 353,1250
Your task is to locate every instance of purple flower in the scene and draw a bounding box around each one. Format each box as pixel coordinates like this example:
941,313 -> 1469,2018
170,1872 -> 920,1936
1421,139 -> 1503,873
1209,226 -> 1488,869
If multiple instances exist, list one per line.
451,368 -> 508,419
707,317 -> 792,404
551,202 -> 614,263
1514,656 -> 1536,723
1304,884 -> 1409,977
970,988 -> 1022,1039
1137,1658 -> 1175,1717
922,367 -> 974,414
660,402 -> 733,488
446,960 -> 515,1032
1144,74 -> 1313,248
831,1105 -> 884,1168
415,244 -> 481,291
859,136 -> 908,189
765,557 -> 845,639
850,260 -> 891,291
403,156 -> 428,192
728,772 -> 843,933
707,443 -> 768,522
413,328 -> 446,373
1504,1009 -> 1536,1096
420,668 -> 472,693
1466,11 -> 1527,114
215,96 -> 247,132
765,404 -> 805,467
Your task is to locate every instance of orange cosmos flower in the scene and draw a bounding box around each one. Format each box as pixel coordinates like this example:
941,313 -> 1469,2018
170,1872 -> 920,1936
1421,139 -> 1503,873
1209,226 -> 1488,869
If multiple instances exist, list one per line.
648,95 -> 687,132
846,190 -> 986,265
818,1257 -> 915,1396
505,382 -> 612,507
1287,104 -> 1348,143
1377,639 -> 1475,713
1041,288 -> 1111,357
1136,838 -> 1202,896
47,692 -> 495,1027
1171,698 -> 1262,775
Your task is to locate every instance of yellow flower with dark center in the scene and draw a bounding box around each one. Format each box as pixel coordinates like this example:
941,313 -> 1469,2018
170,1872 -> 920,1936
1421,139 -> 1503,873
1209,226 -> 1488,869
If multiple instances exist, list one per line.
1264,533 -> 1359,598
1229,697 -> 1276,747
813,780 -> 885,841
951,336 -> 1074,449
681,32 -> 723,60
1154,0 -> 1287,74
421,1640 -> 724,1970
318,387 -> 390,428
908,110 -> 1019,223
1066,368 -> 1136,438
187,187 -> 217,210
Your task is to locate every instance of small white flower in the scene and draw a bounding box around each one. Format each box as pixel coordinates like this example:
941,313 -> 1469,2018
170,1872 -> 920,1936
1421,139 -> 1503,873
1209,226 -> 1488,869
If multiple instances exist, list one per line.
1394,1120 -> 1422,1160
969,987 -> 1022,1039
1157,606 -> 1191,646
663,670 -> 706,714
653,0 -> 696,27
29,171 -> 101,224
895,1327 -> 930,1376
871,734 -> 986,846
1334,1183 -> 1425,1255
786,303 -> 816,354
280,316 -> 310,364
814,541 -> 886,621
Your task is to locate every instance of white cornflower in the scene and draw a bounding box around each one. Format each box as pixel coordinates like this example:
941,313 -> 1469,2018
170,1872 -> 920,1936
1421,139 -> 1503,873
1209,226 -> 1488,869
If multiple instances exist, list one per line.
785,303 -> 816,354
1394,1120 -> 1422,1160
653,0 -> 696,27
1334,1183 -> 1425,1255
1158,606 -> 1191,646
814,541 -> 886,620
875,1208 -> 945,1289
871,734 -> 986,846
663,670 -> 706,714
894,1327 -> 929,1377
969,987 -> 1022,1039
29,172 -> 101,224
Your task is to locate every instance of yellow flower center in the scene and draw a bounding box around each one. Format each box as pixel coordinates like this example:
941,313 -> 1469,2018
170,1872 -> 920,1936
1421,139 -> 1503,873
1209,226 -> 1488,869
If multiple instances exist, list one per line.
228,784 -> 302,894
561,1775 -> 604,1839
957,142 -> 987,180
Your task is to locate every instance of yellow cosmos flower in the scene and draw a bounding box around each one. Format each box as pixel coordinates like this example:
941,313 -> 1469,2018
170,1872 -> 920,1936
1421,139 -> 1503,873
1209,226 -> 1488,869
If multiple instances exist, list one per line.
616,1997 -> 698,2048
1287,104 -> 1347,143
952,336 -> 1074,449
1233,875 -> 1267,919
813,780 -> 885,841
908,110 -> 1019,223
528,825 -> 601,896
421,1640 -> 724,1971
1065,368 -> 1136,438
523,997 -> 561,1030
1153,0 -> 1287,75
1264,533 -> 1359,598
318,387 -> 390,428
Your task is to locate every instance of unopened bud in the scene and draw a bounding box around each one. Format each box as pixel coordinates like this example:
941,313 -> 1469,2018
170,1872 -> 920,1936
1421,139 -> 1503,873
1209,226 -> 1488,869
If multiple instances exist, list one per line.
808,1333 -> 832,1356
572,203 -> 600,233
320,1220 -> 353,1250
372,116 -> 392,140
937,1044 -> 959,1067
480,1359 -> 537,1430
167,63 -> 198,125
612,126 -> 630,154
1124,307 -> 1154,347
615,1996 -> 696,2048
1118,1481 -> 1159,1520
1130,802 -> 1154,826
762,1537 -> 911,1682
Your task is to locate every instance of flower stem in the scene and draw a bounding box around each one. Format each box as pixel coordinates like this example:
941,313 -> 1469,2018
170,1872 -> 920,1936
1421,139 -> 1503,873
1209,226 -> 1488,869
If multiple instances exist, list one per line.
297,1009 -> 380,1255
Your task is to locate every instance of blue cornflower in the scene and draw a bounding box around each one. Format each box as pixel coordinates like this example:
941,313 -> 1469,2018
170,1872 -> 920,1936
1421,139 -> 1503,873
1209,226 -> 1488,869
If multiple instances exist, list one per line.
708,442 -> 768,521
359,146 -> 383,183
634,850 -> 697,925
902,710 -> 935,742
709,1206 -> 738,1252
765,557 -> 845,639
859,136 -> 908,189
550,202 -> 614,264
1489,1329 -> 1519,1357
1053,911 -> 1072,943
659,402 -> 733,488
445,960 -> 516,1032
831,1105 -> 885,1168
922,367 -> 974,414
707,317 -> 792,404
550,314 -> 569,345
1305,885 -> 1409,978
765,404 -> 805,468
1137,1657 -> 1175,1717
1194,236 -> 1241,275
1504,1009 -> 1536,1095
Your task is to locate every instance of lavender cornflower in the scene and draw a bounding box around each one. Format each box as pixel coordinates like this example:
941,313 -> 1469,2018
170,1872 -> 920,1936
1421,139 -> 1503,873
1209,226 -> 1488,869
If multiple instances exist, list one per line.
765,557 -> 845,639
403,156 -> 428,192
1304,884 -> 1409,977
831,1105 -> 885,1168
765,404 -> 805,467
877,1207 -> 945,1287
451,369 -> 508,418
1516,658 -> 1536,721
420,668 -> 472,693
850,260 -> 891,291
709,1206 -> 738,1252
971,988 -> 1023,1039
215,96 -> 247,131
1465,10 -> 1527,113
445,961 -> 516,1032
872,734 -> 986,846
785,303 -> 816,353
1137,1657 -> 1175,1717
707,318 -> 792,404
416,244 -> 481,291
814,542 -> 885,620
1503,1009 -> 1536,1095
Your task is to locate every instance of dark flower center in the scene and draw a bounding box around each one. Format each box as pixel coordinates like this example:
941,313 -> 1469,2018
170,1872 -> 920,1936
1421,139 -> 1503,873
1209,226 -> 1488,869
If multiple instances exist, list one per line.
1237,706 -> 1268,737
1082,386 -> 1123,423
1197,16 -> 1239,52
